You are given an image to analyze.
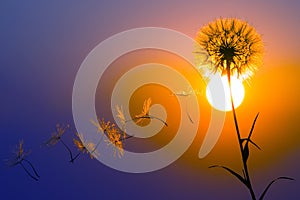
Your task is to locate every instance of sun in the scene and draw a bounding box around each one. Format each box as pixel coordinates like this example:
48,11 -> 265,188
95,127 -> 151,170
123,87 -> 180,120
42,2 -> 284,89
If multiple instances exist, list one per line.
206,75 -> 245,112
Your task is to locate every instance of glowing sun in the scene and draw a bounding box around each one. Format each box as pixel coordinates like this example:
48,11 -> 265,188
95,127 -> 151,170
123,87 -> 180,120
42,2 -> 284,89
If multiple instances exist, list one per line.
206,75 -> 245,111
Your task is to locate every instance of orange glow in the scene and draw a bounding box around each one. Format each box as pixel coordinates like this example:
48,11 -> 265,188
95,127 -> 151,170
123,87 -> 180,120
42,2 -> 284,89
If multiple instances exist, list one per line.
206,75 -> 245,111
95,48 -> 300,171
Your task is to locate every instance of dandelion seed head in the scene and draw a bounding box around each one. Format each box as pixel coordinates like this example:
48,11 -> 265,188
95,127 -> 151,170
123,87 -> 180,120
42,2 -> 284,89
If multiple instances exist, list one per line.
195,18 -> 264,80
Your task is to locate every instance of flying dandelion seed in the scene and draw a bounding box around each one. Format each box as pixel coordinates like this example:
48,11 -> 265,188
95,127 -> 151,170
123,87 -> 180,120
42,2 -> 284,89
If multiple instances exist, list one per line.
44,123 -> 78,163
134,98 -> 152,124
172,87 -> 201,97
5,140 -> 39,181
133,98 -> 168,127
90,117 -> 132,158
195,18 -> 263,81
172,87 -> 202,124
6,140 -> 27,167
73,133 -> 100,160
45,124 -> 70,146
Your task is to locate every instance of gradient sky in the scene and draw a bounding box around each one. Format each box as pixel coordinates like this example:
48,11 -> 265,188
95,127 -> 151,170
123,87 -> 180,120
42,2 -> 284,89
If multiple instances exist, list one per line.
1,0 -> 299,199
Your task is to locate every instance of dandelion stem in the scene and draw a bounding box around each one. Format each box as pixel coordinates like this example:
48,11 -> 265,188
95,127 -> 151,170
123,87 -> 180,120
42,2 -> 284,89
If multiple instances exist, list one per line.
70,152 -> 81,163
23,159 -> 40,178
92,135 -> 103,153
227,70 -> 256,200
121,135 -> 134,141
19,162 -> 38,181
89,135 -> 104,157
148,115 -> 168,127
60,139 -> 74,162
127,115 -> 168,127
185,97 -> 194,124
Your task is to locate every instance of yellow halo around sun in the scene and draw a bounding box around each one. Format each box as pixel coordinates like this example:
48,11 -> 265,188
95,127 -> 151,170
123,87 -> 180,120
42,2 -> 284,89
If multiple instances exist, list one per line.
206,75 -> 245,112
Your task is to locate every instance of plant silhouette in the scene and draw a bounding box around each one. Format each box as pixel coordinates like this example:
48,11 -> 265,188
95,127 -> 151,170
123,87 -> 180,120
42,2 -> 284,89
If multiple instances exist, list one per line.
4,18 -> 295,198
5,140 -> 40,181
196,18 -> 294,199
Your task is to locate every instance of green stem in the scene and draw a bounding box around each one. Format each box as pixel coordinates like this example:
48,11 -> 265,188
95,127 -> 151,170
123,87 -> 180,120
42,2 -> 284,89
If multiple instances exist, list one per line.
227,71 -> 256,200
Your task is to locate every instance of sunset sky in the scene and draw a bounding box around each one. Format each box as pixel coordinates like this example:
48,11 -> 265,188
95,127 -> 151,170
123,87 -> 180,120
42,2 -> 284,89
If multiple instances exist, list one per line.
1,0 -> 299,199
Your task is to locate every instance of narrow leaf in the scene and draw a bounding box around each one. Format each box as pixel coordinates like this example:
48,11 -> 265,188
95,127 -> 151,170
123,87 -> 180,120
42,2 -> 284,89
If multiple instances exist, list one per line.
259,177 -> 295,200
248,139 -> 261,150
242,144 -> 249,163
242,169 -> 246,181
209,165 -> 248,186
241,139 -> 261,150
242,113 -> 260,163
247,112 -> 260,141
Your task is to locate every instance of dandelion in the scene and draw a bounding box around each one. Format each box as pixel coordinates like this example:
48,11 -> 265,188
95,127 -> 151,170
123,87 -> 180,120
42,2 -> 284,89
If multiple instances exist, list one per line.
195,18 -> 293,200
195,18 -> 263,80
5,140 -> 40,181
133,98 -> 168,127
